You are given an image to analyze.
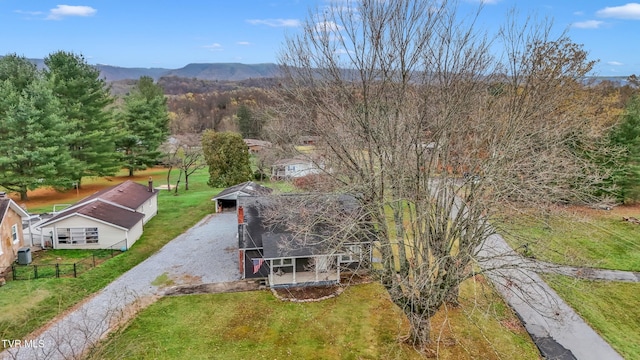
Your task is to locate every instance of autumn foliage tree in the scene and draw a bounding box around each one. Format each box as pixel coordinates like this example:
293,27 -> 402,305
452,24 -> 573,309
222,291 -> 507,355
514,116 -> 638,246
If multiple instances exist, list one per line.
268,0 -> 607,348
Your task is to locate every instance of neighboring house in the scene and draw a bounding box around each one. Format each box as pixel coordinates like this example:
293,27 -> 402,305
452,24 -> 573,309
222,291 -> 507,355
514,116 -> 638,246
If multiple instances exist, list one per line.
243,139 -> 272,154
271,156 -> 323,180
37,180 -> 158,250
237,194 -> 371,288
0,193 -> 30,269
211,181 -> 272,213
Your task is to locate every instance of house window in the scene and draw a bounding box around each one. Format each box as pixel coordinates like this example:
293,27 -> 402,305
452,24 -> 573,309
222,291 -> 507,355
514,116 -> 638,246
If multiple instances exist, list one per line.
286,165 -> 296,172
57,227 -> 99,244
271,258 -> 293,268
11,224 -> 19,244
340,244 -> 362,263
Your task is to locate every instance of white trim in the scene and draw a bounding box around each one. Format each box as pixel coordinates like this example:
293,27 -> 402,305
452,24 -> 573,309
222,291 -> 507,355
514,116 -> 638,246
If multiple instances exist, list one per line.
11,224 -> 19,244
40,212 -> 134,231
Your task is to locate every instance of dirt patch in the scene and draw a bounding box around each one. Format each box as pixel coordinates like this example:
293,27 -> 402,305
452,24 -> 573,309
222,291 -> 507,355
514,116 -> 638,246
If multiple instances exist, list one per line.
273,285 -> 342,301
501,318 -> 526,333
165,280 -> 264,296
6,167 -> 167,210
272,273 -> 373,302
568,203 -> 640,219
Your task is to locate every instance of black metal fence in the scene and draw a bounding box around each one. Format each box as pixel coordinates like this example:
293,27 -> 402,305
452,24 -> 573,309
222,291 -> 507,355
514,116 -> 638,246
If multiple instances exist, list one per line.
6,240 -> 127,281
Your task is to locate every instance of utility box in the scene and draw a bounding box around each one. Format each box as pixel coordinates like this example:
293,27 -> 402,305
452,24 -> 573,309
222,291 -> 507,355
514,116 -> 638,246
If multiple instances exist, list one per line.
17,247 -> 32,265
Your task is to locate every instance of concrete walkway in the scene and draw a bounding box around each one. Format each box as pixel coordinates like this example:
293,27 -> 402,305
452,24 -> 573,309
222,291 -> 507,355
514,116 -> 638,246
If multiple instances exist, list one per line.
526,259 -> 640,283
478,233 -> 625,360
1,212 -> 241,360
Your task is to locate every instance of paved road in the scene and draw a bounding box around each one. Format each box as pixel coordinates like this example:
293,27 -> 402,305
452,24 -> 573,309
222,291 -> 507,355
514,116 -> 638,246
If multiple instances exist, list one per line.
1,212 -> 240,360
478,233 -> 624,360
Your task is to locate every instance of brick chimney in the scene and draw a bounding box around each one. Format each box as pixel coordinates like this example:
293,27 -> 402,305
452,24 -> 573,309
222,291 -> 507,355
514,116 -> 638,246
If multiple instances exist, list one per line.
148,177 -> 153,192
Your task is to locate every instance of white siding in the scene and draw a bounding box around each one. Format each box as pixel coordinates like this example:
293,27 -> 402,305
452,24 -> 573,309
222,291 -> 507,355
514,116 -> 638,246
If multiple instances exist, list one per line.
49,216 -> 141,250
285,161 -> 322,178
136,194 -> 158,224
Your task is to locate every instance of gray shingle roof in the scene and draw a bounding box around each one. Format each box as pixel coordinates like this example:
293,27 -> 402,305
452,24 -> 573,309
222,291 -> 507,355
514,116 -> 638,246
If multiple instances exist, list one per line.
212,181 -> 272,201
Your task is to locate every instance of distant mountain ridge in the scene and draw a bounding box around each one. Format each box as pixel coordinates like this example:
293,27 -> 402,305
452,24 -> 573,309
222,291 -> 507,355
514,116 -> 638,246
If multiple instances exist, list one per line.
8,57 -> 281,82
98,62 -> 281,82
3,56 -> 633,85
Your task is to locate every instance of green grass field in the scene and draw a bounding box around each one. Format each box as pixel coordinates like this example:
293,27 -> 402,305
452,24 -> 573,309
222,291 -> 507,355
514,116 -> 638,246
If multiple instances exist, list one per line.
87,281 -> 540,360
498,207 -> 640,271
543,275 -> 640,359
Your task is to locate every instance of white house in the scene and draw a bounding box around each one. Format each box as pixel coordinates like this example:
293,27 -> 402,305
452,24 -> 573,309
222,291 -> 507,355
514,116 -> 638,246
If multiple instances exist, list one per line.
37,180 -> 158,250
271,156 -> 323,180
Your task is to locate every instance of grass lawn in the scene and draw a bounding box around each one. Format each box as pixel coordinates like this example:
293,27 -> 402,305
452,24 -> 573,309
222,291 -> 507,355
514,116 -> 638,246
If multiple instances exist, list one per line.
0,168 -> 219,344
87,280 -> 540,360
543,275 -> 640,360
498,206 -> 640,271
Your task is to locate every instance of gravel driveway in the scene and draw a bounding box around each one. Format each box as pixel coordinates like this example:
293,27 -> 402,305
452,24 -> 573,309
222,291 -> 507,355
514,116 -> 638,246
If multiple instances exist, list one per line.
1,212 -> 240,360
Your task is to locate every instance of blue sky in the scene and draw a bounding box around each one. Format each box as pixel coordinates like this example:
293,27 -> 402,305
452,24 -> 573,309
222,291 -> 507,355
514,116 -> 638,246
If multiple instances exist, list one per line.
0,0 -> 638,76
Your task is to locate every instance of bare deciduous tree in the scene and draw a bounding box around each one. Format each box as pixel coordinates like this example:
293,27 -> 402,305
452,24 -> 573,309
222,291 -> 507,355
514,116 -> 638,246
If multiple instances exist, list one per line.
266,0 -> 609,349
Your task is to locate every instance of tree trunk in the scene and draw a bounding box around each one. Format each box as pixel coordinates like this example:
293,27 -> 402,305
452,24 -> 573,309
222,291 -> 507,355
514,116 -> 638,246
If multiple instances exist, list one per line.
19,188 -> 28,201
166,166 -> 173,191
128,167 -> 134,177
445,285 -> 460,307
184,174 -> 189,190
407,313 -> 431,348
174,169 -> 183,195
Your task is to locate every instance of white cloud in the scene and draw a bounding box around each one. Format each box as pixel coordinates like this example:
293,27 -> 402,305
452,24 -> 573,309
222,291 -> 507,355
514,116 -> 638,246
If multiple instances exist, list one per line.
203,43 -> 223,51
596,3 -> 640,19
14,10 -> 44,16
572,20 -> 604,29
47,5 -> 96,20
246,18 -> 301,27
607,61 -> 624,66
237,41 -> 251,46
315,21 -> 343,32
573,11 -> 584,16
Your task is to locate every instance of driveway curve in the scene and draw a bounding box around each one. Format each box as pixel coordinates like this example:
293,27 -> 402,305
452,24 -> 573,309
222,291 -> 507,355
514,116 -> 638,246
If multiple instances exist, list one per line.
1,212 -> 240,360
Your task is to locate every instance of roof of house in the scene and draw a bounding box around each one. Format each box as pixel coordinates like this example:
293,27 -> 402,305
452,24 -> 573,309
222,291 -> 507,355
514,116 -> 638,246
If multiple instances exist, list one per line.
262,233 -> 330,258
0,197 -> 29,226
212,181 -> 272,201
74,180 -> 157,210
243,139 -> 272,148
272,155 -> 317,167
40,200 -> 144,230
38,180 -> 155,229
239,193 -> 364,254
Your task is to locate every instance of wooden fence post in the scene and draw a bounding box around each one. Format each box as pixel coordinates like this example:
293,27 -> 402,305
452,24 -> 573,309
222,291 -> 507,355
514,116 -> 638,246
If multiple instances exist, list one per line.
73,263 -> 77,278
12,265 -> 16,281
55,263 -> 60,278
34,265 -> 38,279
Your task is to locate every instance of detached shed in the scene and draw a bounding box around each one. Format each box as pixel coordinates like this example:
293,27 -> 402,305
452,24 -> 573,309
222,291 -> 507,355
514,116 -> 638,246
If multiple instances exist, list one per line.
211,181 -> 272,213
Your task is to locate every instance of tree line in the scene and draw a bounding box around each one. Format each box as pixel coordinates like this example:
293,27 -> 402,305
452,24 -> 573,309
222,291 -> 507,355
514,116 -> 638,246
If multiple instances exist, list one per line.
0,52 -> 169,200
